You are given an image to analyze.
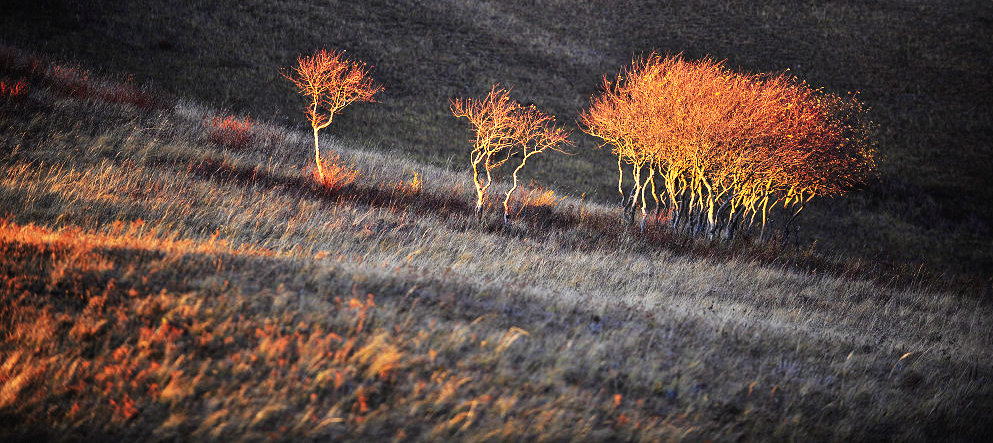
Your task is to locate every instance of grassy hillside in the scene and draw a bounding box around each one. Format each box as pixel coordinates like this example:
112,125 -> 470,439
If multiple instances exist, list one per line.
2,46 -> 992,440
2,0 -> 991,280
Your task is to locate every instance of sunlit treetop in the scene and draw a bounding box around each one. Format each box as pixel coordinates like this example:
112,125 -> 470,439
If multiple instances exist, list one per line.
282,48 -> 383,131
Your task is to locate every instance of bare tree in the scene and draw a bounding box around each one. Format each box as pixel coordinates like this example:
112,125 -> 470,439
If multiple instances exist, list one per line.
451,86 -> 524,219
283,49 -> 382,182
501,105 -> 571,224
452,86 -> 569,221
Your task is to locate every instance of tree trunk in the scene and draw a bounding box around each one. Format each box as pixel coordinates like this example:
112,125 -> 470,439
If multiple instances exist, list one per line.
503,160 -> 527,225
313,127 -> 324,181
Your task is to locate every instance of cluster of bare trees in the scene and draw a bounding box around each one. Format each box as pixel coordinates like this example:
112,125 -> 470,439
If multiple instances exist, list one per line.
283,49 -> 874,239
450,86 -> 571,222
580,53 -> 875,239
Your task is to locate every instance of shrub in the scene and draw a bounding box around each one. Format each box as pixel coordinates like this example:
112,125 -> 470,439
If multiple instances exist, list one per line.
312,152 -> 359,192
580,53 -> 875,238
44,63 -> 155,109
49,64 -> 92,98
521,187 -> 562,208
0,77 -> 28,99
283,48 -> 382,183
98,75 -> 155,109
206,115 -> 255,150
397,172 -> 422,196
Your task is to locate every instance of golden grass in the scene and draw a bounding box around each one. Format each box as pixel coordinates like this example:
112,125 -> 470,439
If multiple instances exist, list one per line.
513,186 -> 562,209
0,219 -> 695,440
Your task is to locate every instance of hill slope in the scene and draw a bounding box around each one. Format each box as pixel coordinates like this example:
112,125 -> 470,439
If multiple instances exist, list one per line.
2,0 -> 991,279
0,0 -> 993,280
2,48 -> 992,440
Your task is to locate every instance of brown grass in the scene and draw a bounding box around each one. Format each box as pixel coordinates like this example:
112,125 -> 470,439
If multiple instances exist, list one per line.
47,63 -> 156,110
0,45 -> 991,441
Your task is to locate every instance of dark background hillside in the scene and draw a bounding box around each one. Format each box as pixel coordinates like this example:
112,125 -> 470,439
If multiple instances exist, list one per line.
3,0 -> 991,282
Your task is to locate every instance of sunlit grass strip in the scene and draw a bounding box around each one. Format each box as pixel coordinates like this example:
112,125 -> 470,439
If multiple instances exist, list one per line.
0,221 -> 675,440
0,219 -> 278,258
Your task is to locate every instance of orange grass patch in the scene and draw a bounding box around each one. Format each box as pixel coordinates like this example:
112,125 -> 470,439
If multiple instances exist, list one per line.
0,77 -> 28,98
312,153 -> 359,192
0,219 -> 276,259
0,217 -> 669,440
206,115 -> 255,150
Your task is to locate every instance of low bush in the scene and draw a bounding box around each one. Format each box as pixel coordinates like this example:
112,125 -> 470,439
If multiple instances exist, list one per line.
312,152 -> 359,192
206,115 -> 255,150
0,77 -> 28,99
580,53 -> 875,238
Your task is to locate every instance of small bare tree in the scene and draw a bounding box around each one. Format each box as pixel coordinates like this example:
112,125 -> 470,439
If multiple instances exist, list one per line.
451,85 -> 522,218
283,49 -> 382,182
452,86 -> 569,221
501,106 -> 571,224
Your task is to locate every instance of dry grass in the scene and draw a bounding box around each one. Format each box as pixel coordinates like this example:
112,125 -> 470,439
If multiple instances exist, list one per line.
504,185 -> 564,221
395,171 -> 422,197
516,186 -> 562,209
1,46 -> 991,441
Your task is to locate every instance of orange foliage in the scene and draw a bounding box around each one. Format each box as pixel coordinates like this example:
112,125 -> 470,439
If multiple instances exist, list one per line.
0,77 -> 28,98
399,172 -> 422,195
522,188 -> 562,208
206,115 -> 255,150
109,393 -> 138,422
0,219 -> 276,260
283,49 -> 382,183
451,85 -> 570,221
311,152 -> 359,192
580,53 -> 874,237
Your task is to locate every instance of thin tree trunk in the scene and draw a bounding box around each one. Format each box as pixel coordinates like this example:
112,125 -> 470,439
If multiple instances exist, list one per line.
617,156 -> 625,207
472,155 -> 485,220
313,127 -> 324,181
503,159 -> 527,224
640,168 -> 654,232
478,165 -> 494,220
